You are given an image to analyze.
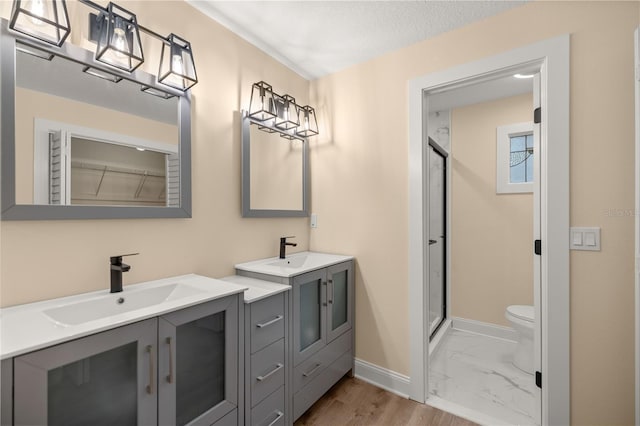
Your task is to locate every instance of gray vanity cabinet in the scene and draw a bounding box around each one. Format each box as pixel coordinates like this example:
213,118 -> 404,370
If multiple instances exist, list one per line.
243,292 -> 288,426
7,295 -> 240,426
238,260 -> 354,422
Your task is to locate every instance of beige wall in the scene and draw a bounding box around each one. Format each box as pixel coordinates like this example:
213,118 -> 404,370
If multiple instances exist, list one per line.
309,2 -> 638,424
450,94 -> 534,327
0,1 -> 310,306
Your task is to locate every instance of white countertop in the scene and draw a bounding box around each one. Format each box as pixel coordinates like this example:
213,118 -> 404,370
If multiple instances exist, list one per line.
220,275 -> 290,303
0,274 -> 247,360
235,251 -> 354,278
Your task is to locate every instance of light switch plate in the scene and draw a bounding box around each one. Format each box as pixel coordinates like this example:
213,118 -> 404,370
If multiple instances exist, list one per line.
310,213 -> 318,228
570,227 -> 600,251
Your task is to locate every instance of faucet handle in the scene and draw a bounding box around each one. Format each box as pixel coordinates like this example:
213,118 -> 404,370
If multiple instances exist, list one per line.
110,253 -> 139,263
280,236 -> 296,240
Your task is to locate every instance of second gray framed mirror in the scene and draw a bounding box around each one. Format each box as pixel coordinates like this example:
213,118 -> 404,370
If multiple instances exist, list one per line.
240,111 -> 309,218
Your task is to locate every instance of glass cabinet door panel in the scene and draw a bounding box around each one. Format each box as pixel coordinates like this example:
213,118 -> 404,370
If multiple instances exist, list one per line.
175,311 -> 226,426
327,262 -> 353,343
330,269 -> 348,331
158,296 -> 238,426
299,279 -> 322,351
48,342 -> 138,426
13,319 -> 157,426
293,268 -> 327,365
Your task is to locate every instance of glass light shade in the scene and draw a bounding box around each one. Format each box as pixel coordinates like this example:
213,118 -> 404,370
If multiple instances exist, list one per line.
9,0 -> 70,47
295,105 -> 319,137
158,34 -> 198,91
95,3 -> 143,72
248,81 -> 277,122
274,94 -> 299,130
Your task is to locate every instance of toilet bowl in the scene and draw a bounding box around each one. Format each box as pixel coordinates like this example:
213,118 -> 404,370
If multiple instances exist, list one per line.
505,305 -> 534,374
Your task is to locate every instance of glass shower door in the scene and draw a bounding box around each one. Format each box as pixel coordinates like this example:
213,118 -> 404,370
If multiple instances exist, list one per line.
428,140 -> 447,339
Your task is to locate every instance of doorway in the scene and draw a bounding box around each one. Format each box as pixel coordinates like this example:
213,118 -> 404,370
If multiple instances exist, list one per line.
408,35 -> 570,426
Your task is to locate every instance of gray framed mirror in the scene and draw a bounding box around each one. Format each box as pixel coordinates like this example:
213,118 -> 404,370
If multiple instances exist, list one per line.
1,20 -> 191,220
241,111 -> 309,217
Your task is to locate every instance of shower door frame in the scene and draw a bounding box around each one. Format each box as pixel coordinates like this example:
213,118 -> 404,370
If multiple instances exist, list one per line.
408,34 -> 570,426
427,137 -> 448,341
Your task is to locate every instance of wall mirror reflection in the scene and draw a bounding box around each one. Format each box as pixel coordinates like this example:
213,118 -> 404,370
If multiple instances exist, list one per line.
241,112 -> 308,217
1,23 -> 192,220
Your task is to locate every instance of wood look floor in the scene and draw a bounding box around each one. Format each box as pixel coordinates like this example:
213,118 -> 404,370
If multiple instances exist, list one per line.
294,377 -> 478,426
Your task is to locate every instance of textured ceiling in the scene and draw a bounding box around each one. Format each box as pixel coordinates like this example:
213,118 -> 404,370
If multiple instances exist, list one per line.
188,0 -> 528,80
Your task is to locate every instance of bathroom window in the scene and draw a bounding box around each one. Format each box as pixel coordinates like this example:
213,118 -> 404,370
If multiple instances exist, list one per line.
496,122 -> 534,194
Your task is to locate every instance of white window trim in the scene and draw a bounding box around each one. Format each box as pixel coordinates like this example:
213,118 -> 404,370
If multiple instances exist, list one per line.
496,121 -> 534,194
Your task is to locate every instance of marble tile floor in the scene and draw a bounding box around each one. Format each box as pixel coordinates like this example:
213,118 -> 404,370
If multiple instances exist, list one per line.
428,328 -> 538,426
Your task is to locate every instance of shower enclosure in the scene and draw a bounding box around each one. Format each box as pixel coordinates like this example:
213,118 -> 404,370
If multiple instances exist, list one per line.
428,138 -> 447,339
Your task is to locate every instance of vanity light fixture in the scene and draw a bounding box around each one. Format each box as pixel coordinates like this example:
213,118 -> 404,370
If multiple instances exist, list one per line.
246,81 -> 319,140
140,85 -> 175,100
248,81 -> 277,121
274,94 -> 300,130
295,105 -> 319,137
158,34 -> 198,91
9,0 -> 71,47
82,66 -> 123,83
92,2 -> 144,72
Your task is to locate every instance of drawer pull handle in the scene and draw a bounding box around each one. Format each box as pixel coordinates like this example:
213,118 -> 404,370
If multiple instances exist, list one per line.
256,315 -> 283,328
302,363 -> 322,377
267,410 -> 284,426
256,363 -> 283,381
146,345 -> 154,394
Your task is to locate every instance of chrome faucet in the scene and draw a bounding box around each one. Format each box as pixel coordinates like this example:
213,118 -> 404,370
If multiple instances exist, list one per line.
279,236 -> 297,259
110,253 -> 138,293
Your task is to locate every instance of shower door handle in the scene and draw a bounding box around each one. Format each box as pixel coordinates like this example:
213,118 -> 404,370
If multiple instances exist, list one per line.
429,239 -> 437,245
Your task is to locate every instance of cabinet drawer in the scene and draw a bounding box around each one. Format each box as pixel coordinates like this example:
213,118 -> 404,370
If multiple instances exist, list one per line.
250,386 -> 285,426
251,293 -> 285,354
251,339 -> 285,406
293,329 -> 352,392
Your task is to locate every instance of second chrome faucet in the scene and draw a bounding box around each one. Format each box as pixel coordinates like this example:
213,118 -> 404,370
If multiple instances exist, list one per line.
279,236 -> 297,259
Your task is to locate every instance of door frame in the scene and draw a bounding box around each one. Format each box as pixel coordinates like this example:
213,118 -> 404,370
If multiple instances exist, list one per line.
634,26 -> 639,426
408,35 -> 570,425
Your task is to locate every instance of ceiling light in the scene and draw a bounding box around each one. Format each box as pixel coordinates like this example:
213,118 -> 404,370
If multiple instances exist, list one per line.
514,73 -> 534,79
9,0 -> 71,47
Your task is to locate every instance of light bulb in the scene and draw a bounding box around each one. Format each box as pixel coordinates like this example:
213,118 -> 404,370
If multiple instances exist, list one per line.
28,0 -> 45,26
171,54 -> 184,75
112,26 -> 128,58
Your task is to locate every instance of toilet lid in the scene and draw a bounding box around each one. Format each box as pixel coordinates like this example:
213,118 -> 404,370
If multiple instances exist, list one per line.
507,305 -> 534,322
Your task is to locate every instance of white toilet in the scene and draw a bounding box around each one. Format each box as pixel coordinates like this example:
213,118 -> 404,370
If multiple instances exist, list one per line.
505,305 -> 534,374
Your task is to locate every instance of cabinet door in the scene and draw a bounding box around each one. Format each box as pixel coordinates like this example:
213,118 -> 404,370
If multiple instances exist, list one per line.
158,295 -> 239,426
293,268 -> 327,365
326,261 -> 354,342
13,318 -> 157,426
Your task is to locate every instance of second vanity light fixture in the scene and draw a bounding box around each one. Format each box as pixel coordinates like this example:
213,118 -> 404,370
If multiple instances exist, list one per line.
9,0 -> 198,92
248,81 -> 319,141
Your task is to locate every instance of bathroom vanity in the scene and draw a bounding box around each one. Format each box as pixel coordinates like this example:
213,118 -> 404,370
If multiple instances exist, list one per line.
0,275 -> 247,426
0,253 -> 354,425
235,251 -> 355,422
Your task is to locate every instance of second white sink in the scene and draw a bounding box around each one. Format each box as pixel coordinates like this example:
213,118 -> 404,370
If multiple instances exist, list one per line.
236,251 -> 354,278
44,283 -> 205,326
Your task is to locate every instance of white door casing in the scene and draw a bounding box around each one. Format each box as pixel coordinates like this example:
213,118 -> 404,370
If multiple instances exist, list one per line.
408,34 -> 570,426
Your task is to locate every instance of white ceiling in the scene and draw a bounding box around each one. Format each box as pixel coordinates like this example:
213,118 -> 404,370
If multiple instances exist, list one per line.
188,0 -> 528,80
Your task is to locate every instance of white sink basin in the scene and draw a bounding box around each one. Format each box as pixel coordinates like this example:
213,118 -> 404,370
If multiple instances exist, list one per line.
236,251 -> 353,278
44,283 -> 204,326
268,255 -> 309,269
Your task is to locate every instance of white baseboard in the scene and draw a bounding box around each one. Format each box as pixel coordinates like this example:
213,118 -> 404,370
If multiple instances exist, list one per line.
451,316 -> 517,342
353,358 -> 410,398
